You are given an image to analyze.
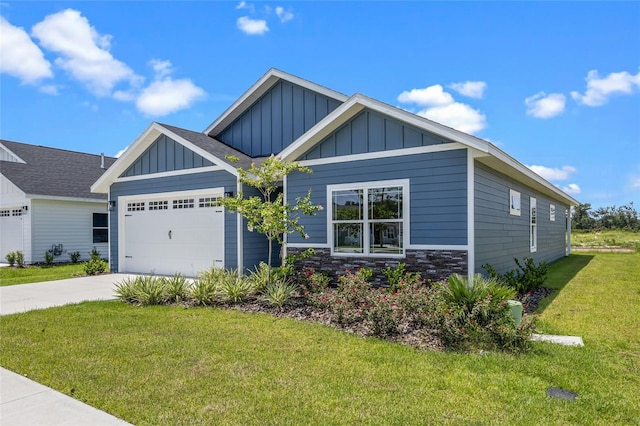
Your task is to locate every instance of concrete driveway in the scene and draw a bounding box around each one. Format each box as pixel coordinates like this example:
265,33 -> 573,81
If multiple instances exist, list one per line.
0,273 -> 130,315
0,273 -> 134,425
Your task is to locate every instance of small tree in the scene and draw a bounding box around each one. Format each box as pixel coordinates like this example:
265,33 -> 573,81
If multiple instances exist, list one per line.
218,155 -> 322,281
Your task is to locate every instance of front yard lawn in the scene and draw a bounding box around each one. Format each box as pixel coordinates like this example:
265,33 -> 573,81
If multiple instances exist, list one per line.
1,253 -> 638,425
0,263 -> 88,286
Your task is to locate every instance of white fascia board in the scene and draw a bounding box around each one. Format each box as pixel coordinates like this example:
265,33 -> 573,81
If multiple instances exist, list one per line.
114,166 -> 225,184
486,144 -> 580,206
0,141 -> 27,163
91,122 -> 162,194
91,123 -> 238,194
203,68 -> 349,136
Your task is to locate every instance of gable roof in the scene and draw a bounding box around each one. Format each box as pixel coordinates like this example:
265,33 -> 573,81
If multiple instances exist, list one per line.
278,93 -> 580,206
0,139 -> 116,201
91,122 -> 266,194
203,68 -> 349,137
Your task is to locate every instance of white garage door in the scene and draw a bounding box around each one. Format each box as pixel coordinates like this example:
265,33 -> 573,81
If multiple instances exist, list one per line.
0,209 -> 24,260
120,192 -> 224,277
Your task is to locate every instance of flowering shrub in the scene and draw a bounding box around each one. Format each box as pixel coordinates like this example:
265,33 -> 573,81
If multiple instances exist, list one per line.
298,268 -> 331,296
367,294 -> 400,337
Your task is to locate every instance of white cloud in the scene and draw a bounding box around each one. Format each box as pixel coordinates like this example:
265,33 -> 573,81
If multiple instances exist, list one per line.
448,81 -> 487,99
0,16 -> 53,84
275,6 -> 294,23
114,146 -> 128,158
417,102 -> 487,135
236,1 -> 255,12
237,16 -> 268,35
150,59 -> 172,79
31,9 -> 141,96
397,84 -> 454,107
571,69 -> 640,106
528,165 -> 576,181
631,176 -> 640,191
136,78 -> 205,116
39,84 -> 58,95
525,92 -> 566,119
562,183 -> 581,195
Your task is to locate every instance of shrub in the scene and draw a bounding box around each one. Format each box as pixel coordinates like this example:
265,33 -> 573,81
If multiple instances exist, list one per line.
395,283 -> 443,328
44,251 -> 54,266
367,294 -> 400,337
483,257 -> 549,294
114,276 -> 140,304
442,274 -> 515,314
247,262 -> 274,292
382,263 -> 423,293
69,251 -> 81,263
134,276 -> 166,306
298,268 -> 331,296
262,280 -> 298,308
189,278 -> 219,306
89,247 -> 102,261
5,251 -> 16,267
163,273 -> 190,304
84,258 -> 107,275
219,271 -> 254,303
15,251 -> 24,268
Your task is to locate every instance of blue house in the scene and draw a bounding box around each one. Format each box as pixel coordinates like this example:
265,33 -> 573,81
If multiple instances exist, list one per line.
92,69 -> 578,280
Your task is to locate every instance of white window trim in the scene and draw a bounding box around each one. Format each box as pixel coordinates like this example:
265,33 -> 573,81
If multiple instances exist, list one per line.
530,197 -> 537,252
510,189 -> 521,216
327,179 -> 410,258
93,213 -> 108,244
550,204 -> 556,221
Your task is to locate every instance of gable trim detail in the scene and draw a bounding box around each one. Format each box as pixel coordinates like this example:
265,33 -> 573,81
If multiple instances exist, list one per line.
114,165 -> 225,183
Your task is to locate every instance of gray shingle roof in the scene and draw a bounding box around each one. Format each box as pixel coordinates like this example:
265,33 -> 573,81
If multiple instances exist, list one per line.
0,140 -> 116,200
158,123 -> 266,170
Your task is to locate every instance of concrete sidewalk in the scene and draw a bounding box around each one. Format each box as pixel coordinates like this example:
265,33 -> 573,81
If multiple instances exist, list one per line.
0,274 -> 133,425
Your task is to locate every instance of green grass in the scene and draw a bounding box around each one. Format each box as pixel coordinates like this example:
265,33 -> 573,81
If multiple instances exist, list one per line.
0,263 -> 89,286
1,253 -> 639,425
571,229 -> 640,249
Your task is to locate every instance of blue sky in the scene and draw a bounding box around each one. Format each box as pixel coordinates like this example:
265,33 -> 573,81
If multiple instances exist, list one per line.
1,1 -> 639,209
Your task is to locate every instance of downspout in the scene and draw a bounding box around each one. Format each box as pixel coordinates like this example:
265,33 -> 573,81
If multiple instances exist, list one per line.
467,149 -> 475,277
107,188 -> 112,271
236,179 -> 243,273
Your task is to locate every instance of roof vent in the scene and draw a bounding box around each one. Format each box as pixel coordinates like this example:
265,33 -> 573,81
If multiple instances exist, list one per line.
100,152 -> 105,169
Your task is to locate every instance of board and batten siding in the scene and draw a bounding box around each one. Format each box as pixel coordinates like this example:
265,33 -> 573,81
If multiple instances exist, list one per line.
287,149 -> 468,247
109,170 -> 238,272
121,134 -> 214,178
474,162 -> 569,274
300,109 -> 452,160
30,199 -> 108,264
217,80 -> 342,157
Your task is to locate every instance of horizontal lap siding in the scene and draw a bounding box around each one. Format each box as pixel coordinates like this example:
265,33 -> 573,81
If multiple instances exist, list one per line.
31,199 -> 108,263
109,170 -> 238,272
218,81 -> 342,157
287,150 -> 468,246
474,162 -> 569,274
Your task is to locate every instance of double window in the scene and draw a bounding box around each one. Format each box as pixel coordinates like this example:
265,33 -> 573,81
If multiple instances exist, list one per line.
329,180 -> 408,256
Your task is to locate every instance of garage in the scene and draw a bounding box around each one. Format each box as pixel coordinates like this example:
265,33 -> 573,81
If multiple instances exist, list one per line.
119,190 -> 224,277
0,208 -> 24,261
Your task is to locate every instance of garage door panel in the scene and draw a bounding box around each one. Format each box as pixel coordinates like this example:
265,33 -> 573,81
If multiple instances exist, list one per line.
121,194 -> 224,276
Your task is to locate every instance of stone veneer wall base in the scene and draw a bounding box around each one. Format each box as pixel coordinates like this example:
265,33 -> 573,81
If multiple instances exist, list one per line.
288,247 -> 468,286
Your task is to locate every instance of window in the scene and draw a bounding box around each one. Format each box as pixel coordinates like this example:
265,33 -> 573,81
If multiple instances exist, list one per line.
127,202 -> 145,211
148,200 -> 168,211
530,197 -> 537,252
173,199 -> 194,209
550,204 -> 556,221
0,210 -> 9,217
199,197 -> 220,208
93,213 -> 108,243
330,180 -> 407,256
509,189 -> 521,216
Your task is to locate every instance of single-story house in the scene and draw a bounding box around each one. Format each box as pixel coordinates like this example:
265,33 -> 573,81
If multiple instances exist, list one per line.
0,140 -> 116,264
91,69 -> 578,280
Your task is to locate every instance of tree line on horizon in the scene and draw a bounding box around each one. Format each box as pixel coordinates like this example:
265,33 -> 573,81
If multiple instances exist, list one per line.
572,202 -> 639,231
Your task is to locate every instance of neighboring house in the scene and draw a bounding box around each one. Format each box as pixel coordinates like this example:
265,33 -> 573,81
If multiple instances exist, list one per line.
0,140 -> 116,264
92,69 -> 578,280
